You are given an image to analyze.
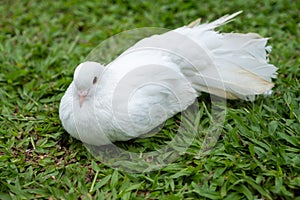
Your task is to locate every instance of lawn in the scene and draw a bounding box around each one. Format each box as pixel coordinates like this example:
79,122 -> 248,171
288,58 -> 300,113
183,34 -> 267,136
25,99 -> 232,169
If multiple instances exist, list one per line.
0,0 -> 300,199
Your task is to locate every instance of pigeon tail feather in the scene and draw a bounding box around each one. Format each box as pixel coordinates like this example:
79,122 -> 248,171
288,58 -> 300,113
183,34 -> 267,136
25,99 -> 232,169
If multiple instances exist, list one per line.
176,12 -> 277,100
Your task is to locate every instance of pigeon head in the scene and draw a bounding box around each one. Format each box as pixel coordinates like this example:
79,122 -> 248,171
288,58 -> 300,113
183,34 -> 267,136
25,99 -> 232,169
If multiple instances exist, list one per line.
73,61 -> 104,107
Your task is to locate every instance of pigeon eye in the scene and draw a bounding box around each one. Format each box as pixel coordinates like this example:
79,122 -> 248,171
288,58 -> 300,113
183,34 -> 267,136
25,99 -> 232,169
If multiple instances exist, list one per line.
93,76 -> 98,84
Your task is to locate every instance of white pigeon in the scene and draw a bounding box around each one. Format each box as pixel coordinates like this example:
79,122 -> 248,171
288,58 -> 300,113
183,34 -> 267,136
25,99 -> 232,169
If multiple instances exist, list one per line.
59,12 -> 277,146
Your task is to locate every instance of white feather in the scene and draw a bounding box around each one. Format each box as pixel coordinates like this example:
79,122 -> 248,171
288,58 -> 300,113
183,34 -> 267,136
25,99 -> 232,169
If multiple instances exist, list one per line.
123,11 -> 277,100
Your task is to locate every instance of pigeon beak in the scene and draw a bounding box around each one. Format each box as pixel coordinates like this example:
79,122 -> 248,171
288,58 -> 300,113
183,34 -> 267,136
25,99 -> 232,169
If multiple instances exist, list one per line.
79,95 -> 86,107
78,90 -> 88,107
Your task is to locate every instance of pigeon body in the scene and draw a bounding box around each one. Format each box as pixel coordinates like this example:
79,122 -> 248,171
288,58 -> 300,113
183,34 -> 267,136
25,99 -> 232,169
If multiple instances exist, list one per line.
59,12 -> 277,146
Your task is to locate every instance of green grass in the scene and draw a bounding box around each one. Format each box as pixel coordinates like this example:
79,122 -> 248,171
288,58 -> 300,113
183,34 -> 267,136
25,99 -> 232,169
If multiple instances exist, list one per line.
1,0 -> 300,199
